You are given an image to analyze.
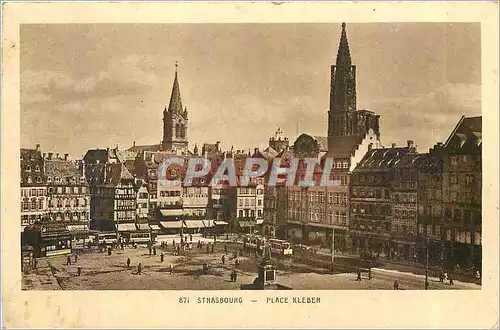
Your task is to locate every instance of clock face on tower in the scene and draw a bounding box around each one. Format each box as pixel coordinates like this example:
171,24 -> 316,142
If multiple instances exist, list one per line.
165,163 -> 183,180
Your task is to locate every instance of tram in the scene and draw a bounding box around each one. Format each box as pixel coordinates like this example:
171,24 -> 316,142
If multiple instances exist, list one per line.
268,238 -> 293,257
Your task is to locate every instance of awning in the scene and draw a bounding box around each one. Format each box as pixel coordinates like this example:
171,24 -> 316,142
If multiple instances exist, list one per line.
203,220 -> 215,228
117,223 -> 137,232
160,221 -> 183,229
136,223 -> 150,231
238,220 -> 255,228
150,225 -> 161,230
183,220 -> 205,229
214,220 -> 228,226
160,209 -> 184,217
66,224 -> 89,231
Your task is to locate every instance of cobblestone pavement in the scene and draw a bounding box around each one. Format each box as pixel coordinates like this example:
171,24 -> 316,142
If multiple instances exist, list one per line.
22,243 -> 480,290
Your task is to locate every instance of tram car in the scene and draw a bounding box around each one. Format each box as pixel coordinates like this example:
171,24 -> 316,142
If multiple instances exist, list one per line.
124,231 -> 154,244
268,239 -> 293,257
245,235 -> 267,252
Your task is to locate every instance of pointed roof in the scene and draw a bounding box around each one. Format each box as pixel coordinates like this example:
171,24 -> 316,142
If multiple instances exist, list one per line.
335,22 -> 352,68
167,63 -> 183,113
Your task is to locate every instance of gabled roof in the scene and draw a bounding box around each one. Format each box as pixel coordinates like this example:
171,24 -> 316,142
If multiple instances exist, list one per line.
354,146 -> 411,172
45,159 -> 81,180
127,144 -> 162,153
328,134 -> 364,158
313,136 -> 328,152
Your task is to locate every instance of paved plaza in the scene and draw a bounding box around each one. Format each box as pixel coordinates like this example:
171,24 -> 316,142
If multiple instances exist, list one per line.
22,238 -> 480,291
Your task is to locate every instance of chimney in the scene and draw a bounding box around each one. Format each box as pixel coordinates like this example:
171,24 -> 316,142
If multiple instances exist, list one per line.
254,147 -> 259,155
437,142 -> 443,147
407,140 -> 414,149
35,144 -> 40,151
391,143 -> 396,148
48,152 -> 53,160
43,153 -> 46,159
216,141 -> 220,151
56,153 -> 60,159
429,148 -> 433,153
133,141 -> 136,147
64,153 -> 69,161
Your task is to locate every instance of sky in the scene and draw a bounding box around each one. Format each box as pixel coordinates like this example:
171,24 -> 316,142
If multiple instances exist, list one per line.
20,23 -> 481,159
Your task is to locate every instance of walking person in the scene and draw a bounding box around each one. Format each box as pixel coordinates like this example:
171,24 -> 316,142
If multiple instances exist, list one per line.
148,246 -> 152,256
67,254 -> 72,266
169,264 -> 174,275
393,280 -> 399,290
74,254 -> 78,264
77,266 -> 82,276
33,258 -> 38,270
449,274 -> 454,285
137,263 -> 142,275
230,271 -> 234,282
160,252 -> 164,263
233,269 -> 238,282
356,270 -> 361,281
224,244 -> 228,253
126,257 -> 131,268
222,255 -> 225,265
206,244 -> 210,254
439,271 -> 444,283
368,268 -> 372,280
153,246 -> 157,256
211,244 -> 214,254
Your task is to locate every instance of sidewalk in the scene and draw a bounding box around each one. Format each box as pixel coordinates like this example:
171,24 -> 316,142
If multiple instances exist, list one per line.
22,258 -> 61,290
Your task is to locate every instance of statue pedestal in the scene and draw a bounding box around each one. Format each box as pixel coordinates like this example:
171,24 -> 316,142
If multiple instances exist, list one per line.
256,260 -> 277,289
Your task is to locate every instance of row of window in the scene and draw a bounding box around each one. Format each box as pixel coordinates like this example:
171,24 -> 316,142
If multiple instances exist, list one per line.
159,190 -> 181,197
351,203 -> 391,216
351,188 -> 390,199
47,186 -> 87,195
21,188 -> 46,197
47,176 -> 85,184
392,193 -> 417,203
449,174 -> 476,186
237,188 -> 264,195
117,210 -> 135,219
237,209 -> 262,218
238,198 -> 263,207
22,165 -> 41,172
116,199 -> 135,207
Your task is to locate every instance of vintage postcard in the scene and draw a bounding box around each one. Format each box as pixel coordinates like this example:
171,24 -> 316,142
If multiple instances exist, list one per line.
2,1 -> 499,328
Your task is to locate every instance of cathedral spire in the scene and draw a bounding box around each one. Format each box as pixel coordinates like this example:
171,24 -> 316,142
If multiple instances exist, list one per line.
336,22 -> 352,68
167,62 -> 183,113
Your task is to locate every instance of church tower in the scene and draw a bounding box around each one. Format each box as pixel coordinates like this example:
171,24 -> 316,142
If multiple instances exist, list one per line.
162,63 -> 189,154
328,23 -> 357,143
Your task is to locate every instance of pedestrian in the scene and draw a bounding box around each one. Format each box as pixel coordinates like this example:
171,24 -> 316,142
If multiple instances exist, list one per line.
224,244 -> 228,253
169,263 -> 174,275
74,254 -> 78,263
393,280 -> 399,290
108,246 -> 112,256
121,243 -> 124,250
206,244 -> 210,254
368,268 -> 372,280
148,246 -> 152,256
233,269 -> 238,282
230,271 -> 234,282
137,263 -> 142,275
134,243 -> 138,249
356,270 -> 361,281
189,234 -> 193,242
222,255 -> 225,265
77,266 -> 82,276
449,274 -> 454,285
160,252 -> 164,263
211,244 -> 214,254
33,258 -> 38,270
235,258 -> 239,267
67,255 -> 72,266
177,245 -> 181,255
153,246 -> 157,256
439,272 -> 444,282
127,257 -> 131,268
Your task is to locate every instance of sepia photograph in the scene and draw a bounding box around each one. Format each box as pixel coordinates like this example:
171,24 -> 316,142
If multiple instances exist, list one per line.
19,21 -> 483,291
2,2 -> 499,329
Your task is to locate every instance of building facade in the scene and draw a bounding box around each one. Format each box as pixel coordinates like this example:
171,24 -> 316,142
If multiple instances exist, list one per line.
21,145 -> 48,230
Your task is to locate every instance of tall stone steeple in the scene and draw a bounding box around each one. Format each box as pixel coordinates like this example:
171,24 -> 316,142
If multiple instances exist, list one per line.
162,62 -> 189,154
328,23 -> 357,140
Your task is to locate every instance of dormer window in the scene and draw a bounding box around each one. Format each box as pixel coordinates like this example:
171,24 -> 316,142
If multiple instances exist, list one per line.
27,176 -> 32,183
35,165 -> 40,172
47,177 -> 52,183
26,165 -> 31,172
36,177 -> 42,183
55,177 -> 60,183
